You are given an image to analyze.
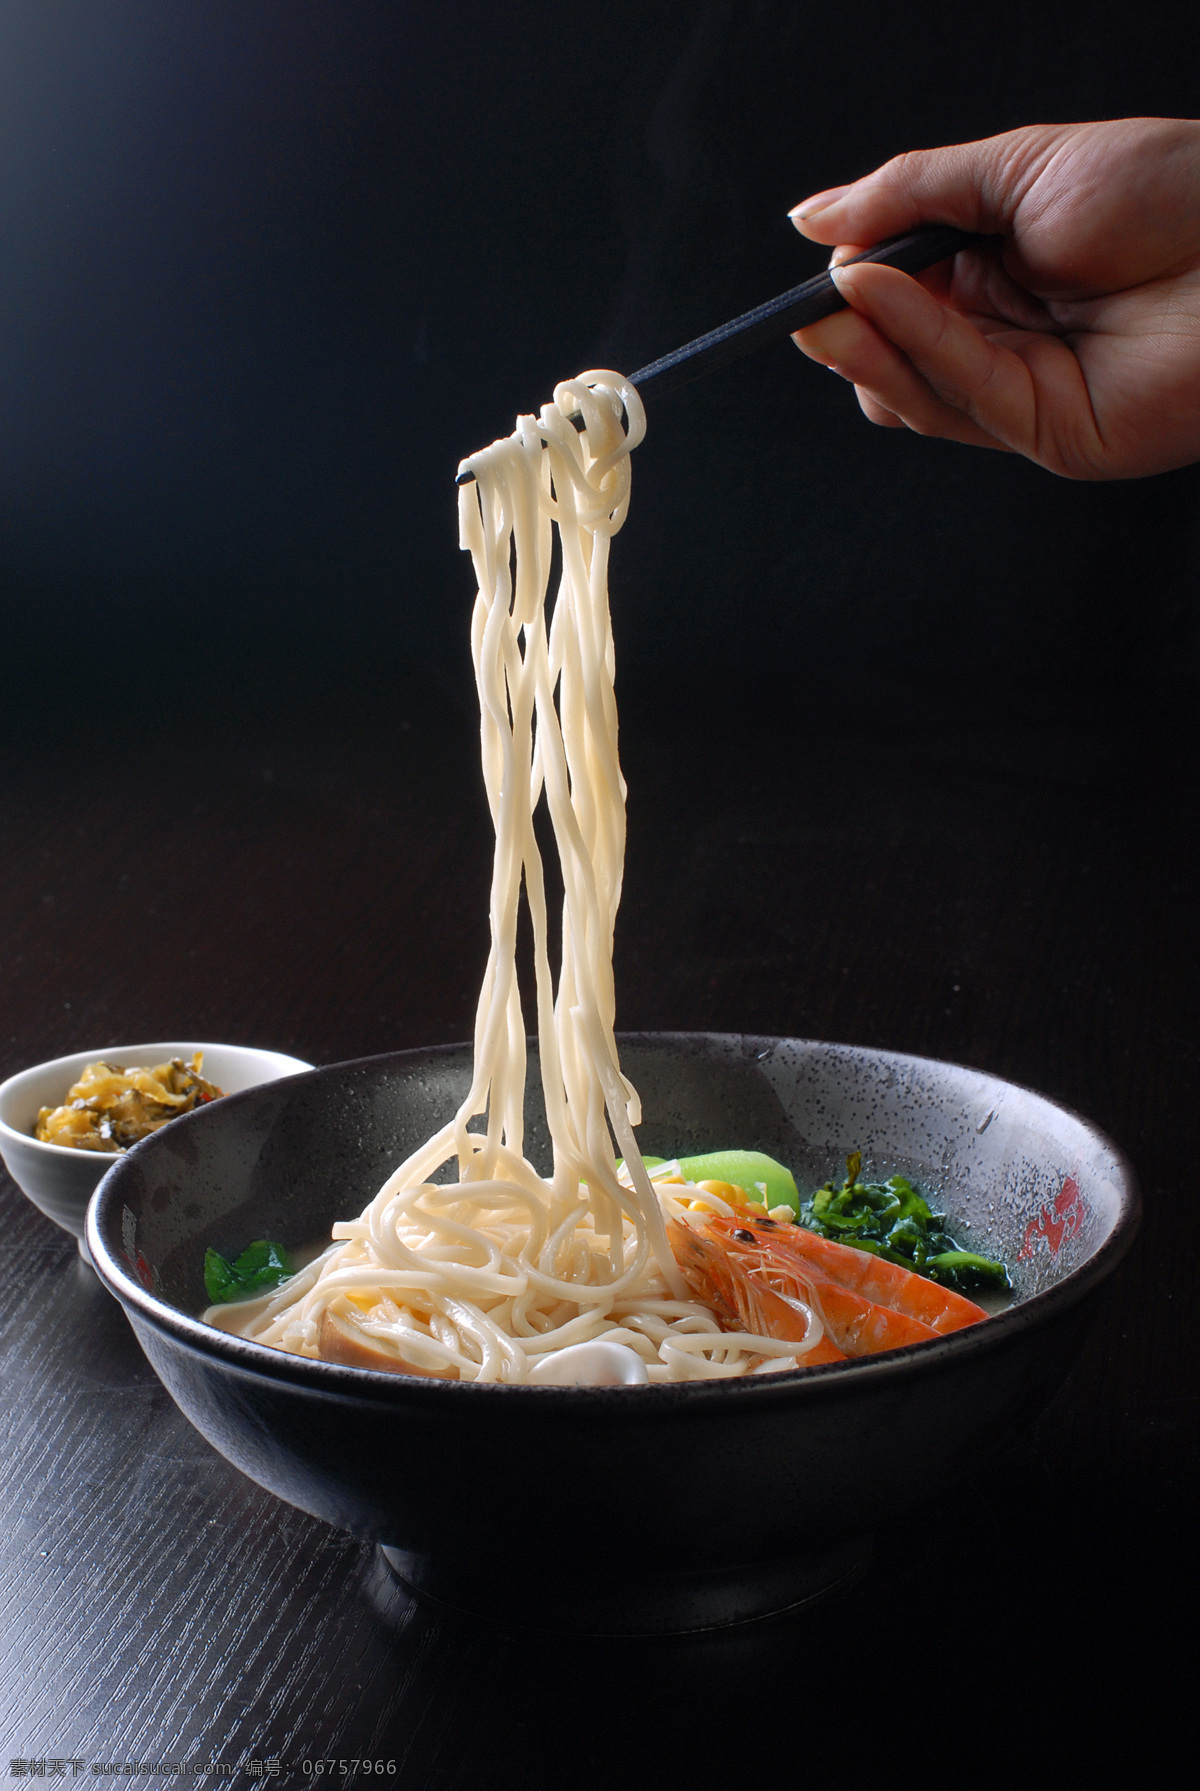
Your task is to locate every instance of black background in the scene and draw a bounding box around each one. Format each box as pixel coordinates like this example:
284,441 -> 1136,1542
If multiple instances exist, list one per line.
1,2 -> 1197,1781
3,0 -> 1199,726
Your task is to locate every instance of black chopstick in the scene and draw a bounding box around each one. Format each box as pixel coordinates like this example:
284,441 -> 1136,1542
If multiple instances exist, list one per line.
456,225 -> 987,482
629,224 -> 988,400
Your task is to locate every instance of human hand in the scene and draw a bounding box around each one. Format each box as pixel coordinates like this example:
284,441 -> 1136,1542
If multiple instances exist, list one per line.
790,119 -> 1200,479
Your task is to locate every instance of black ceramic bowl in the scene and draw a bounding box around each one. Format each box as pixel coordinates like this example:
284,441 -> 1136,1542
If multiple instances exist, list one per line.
87,1034 -> 1137,1634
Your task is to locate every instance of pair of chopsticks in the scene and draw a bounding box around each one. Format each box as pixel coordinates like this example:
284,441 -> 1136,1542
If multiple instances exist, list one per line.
457,225 -> 985,483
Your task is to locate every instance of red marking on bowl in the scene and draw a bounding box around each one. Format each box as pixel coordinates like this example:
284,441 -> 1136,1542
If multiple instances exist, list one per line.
122,1247 -> 157,1292
1018,1176 -> 1084,1261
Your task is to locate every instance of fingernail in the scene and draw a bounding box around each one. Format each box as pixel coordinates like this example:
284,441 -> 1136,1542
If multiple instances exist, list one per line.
788,185 -> 849,222
829,265 -> 850,289
790,335 -> 842,373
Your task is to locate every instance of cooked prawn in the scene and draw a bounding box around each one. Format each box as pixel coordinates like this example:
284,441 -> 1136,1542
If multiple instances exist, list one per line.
672,1213 -> 986,1362
765,1222 -> 987,1336
670,1220 -> 845,1365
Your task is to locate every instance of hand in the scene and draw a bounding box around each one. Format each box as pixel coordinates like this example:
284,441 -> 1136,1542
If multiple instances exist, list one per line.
790,119 -> 1200,479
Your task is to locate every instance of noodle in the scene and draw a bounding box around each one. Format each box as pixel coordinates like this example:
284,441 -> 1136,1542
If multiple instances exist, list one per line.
206,372 -> 824,1382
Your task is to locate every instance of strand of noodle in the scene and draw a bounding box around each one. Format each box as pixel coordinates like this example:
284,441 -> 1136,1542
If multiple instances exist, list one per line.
323,1259 -> 528,1297
519,1256 -> 649,1302
658,1346 -> 749,1381
369,1120 -> 458,1209
649,1330 -> 812,1359
400,1212 -> 508,1269
349,1326 -> 472,1377
442,1297 -> 524,1382
580,1004 -> 686,1297
413,1181 -> 551,1258
508,1291 -> 551,1338
609,1298 -> 720,1319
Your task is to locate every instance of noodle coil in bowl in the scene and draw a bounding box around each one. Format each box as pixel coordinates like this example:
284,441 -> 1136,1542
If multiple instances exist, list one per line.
86,1030 -> 1137,1635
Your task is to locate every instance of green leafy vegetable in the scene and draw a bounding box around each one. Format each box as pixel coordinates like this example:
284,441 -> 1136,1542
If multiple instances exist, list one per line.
204,1239 -> 293,1305
798,1155 -> 1009,1294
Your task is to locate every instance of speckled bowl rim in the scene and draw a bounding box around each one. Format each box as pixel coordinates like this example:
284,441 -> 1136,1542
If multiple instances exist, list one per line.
86,1034 -> 1140,1411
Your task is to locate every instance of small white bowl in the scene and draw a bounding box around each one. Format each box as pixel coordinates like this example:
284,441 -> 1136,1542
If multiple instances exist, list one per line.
0,1041 -> 313,1242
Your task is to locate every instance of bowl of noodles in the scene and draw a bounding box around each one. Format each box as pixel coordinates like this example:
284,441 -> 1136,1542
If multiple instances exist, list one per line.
88,376 -> 1135,1630
86,1029 -> 1137,1634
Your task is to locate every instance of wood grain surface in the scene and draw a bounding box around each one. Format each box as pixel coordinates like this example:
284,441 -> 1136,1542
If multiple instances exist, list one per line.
2,679 -> 1195,1783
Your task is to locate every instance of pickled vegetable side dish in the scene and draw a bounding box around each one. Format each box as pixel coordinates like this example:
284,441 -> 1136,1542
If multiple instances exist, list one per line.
36,1053 -> 225,1152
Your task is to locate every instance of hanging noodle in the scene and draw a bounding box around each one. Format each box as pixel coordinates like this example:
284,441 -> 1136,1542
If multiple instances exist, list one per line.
205,372 -> 825,1382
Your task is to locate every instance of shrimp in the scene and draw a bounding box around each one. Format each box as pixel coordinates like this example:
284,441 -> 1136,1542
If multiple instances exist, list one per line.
672,1214 -> 986,1361
670,1219 -> 846,1365
766,1222 -> 987,1336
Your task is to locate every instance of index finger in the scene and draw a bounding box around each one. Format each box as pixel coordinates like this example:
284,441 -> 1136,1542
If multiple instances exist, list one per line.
789,125 -> 1076,248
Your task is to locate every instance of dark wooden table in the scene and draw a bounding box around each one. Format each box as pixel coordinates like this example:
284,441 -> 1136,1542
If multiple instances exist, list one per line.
2,671 -> 1194,1781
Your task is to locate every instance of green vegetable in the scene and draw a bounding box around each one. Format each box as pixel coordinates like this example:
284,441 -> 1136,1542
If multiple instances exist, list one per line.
675,1150 -> 800,1216
923,1250 -> 1011,1294
618,1149 -> 801,1215
799,1154 -> 1009,1293
204,1239 -> 293,1304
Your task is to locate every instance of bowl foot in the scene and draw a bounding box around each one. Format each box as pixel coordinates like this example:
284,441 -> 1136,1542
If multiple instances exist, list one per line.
374,1534 -> 870,1636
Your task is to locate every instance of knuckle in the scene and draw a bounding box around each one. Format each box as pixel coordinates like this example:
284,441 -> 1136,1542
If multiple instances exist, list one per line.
905,412 -> 952,439
872,149 -> 924,204
885,148 -> 922,186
